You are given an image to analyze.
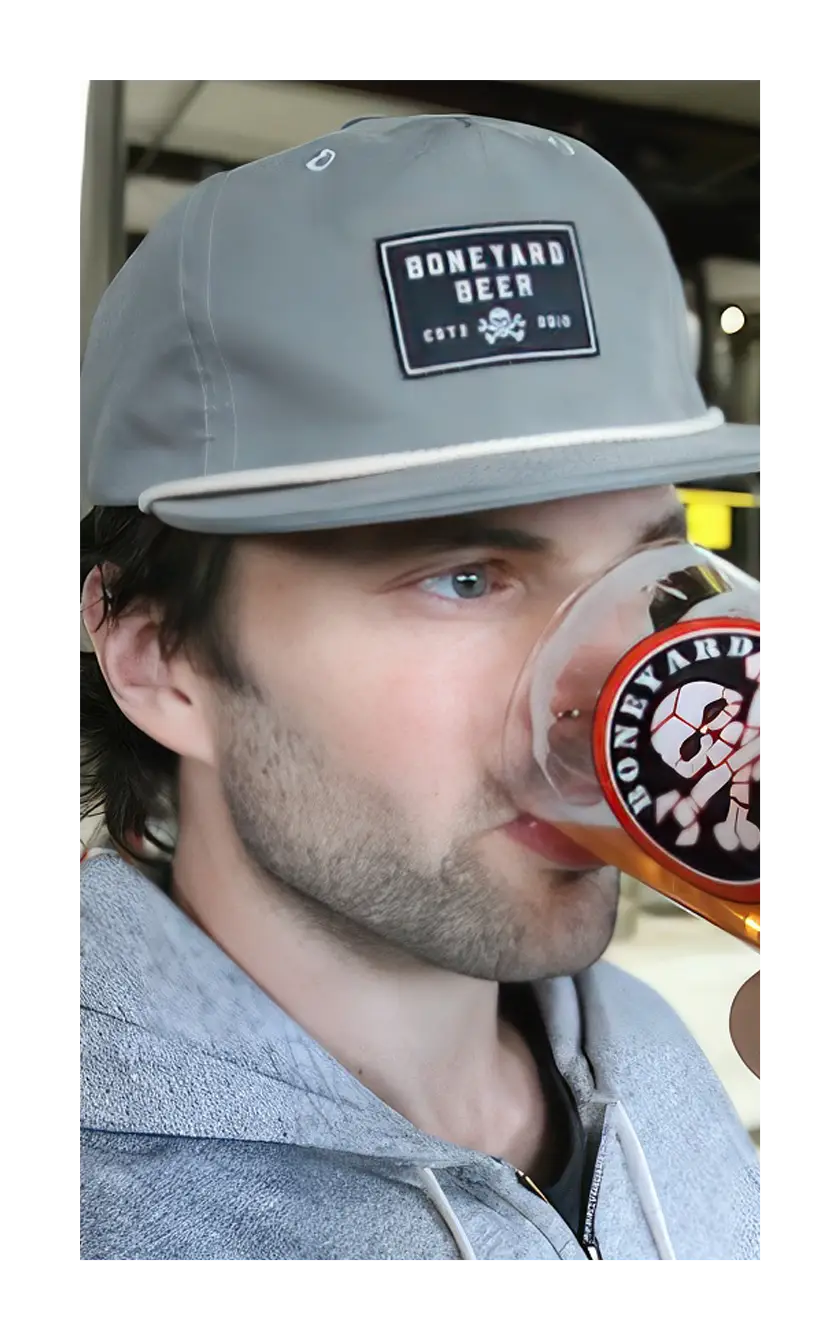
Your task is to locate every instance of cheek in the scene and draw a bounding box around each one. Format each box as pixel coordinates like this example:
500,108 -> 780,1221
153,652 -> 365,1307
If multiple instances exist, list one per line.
279,620 -> 531,802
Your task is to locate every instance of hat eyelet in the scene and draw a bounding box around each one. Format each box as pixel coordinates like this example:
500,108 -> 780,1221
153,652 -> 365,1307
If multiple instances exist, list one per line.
305,148 -> 336,173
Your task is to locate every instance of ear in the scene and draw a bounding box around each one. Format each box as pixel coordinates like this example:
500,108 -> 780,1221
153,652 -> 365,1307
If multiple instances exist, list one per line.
81,567 -> 216,766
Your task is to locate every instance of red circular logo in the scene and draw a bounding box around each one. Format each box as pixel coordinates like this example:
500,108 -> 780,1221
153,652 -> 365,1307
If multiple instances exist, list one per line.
592,618 -> 759,902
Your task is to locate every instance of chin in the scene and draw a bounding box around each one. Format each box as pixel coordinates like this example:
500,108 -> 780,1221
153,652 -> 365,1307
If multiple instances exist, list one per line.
501,865 -> 621,982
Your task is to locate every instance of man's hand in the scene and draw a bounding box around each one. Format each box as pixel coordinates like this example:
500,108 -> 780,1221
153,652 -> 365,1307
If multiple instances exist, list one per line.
729,971 -> 759,1077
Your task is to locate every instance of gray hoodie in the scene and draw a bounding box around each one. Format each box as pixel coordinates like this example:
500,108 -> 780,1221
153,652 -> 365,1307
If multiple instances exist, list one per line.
80,851 -> 759,1260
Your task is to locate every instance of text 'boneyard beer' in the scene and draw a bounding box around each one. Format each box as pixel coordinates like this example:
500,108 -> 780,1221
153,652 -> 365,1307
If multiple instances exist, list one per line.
504,543 -> 760,949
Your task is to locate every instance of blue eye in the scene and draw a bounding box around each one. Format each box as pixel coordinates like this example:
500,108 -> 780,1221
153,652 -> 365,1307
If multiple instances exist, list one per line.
421,566 -> 493,601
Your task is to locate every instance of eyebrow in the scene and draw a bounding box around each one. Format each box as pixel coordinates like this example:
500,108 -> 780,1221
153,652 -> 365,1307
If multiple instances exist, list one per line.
286,518 -> 553,566
375,522 -> 553,559
284,502 -> 688,566
343,504 -> 690,561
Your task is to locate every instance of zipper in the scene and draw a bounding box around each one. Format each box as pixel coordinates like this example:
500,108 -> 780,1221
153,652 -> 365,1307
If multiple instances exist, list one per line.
580,1105 -> 609,1260
514,1166 -> 603,1259
504,980 -> 609,1259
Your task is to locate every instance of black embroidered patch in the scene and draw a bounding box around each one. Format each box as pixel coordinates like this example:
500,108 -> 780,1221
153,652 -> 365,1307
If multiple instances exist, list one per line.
377,222 -> 598,378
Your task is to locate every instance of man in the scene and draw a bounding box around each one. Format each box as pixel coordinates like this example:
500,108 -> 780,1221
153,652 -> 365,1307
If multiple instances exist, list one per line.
80,114 -> 759,1260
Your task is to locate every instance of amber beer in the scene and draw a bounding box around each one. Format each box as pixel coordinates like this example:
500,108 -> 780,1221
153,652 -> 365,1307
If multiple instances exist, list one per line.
559,821 -> 759,949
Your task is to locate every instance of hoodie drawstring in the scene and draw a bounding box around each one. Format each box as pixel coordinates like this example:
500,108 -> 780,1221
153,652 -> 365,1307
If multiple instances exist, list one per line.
419,1098 -> 677,1262
418,1168 -> 478,1260
611,1100 -> 677,1260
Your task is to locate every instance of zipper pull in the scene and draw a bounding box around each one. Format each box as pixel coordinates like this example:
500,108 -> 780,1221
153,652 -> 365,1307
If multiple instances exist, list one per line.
514,1168 -> 550,1204
584,1239 -> 602,1260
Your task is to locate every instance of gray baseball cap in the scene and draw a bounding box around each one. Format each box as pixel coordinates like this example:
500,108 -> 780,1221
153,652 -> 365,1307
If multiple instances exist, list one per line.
81,114 -> 758,534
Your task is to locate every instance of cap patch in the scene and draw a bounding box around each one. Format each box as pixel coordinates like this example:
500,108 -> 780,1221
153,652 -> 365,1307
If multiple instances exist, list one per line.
377,222 -> 598,378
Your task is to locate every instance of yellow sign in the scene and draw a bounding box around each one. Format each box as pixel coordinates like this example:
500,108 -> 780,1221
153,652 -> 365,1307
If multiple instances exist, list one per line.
677,489 -> 758,553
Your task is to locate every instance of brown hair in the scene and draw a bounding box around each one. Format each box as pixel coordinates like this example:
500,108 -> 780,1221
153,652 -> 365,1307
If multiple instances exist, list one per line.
80,506 -> 242,857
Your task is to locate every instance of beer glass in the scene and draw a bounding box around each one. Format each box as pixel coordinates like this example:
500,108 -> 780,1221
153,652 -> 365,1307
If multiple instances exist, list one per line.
503,543 -> 760,949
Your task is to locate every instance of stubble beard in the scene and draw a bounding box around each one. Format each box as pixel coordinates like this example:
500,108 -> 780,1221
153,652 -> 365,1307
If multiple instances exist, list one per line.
217,687 -> 619,981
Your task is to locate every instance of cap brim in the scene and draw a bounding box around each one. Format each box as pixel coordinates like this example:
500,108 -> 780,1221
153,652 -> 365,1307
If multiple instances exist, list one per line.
149,422 -> 759,535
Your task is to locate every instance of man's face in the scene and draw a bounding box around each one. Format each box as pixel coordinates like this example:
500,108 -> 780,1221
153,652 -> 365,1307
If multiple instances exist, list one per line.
201,486 -> 686,980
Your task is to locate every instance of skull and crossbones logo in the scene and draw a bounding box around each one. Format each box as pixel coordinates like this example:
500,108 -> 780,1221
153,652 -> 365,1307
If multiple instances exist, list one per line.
649,652 -> 760,853
477,307 -> 527,345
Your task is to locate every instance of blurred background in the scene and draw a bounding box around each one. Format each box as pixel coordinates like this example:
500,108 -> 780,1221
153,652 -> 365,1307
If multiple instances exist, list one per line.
81,80 -> 760,1139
